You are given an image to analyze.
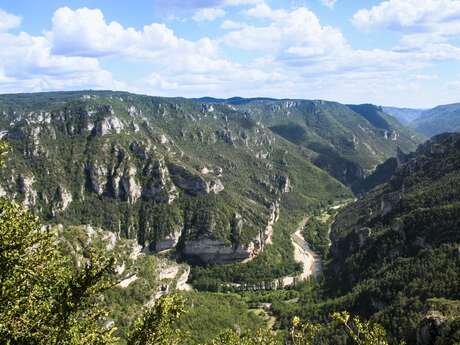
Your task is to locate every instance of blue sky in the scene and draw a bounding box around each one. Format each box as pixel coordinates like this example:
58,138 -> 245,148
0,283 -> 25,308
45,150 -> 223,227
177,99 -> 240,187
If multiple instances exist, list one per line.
0,0 -> 460,107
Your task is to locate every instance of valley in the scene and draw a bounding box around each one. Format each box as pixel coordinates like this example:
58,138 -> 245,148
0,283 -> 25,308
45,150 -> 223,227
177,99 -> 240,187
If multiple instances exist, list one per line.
2,1 -> 460,343
0,91 -> 459,345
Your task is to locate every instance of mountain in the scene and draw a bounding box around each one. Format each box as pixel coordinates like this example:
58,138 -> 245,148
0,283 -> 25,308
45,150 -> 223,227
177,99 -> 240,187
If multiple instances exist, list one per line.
382,106 -> 425,125
411,103 -> 460,137
201,99 -> 422,186
322,132 -> 460,343
384,103 -> 460,138
0,91 -> 350,269
0,91 -> 422,285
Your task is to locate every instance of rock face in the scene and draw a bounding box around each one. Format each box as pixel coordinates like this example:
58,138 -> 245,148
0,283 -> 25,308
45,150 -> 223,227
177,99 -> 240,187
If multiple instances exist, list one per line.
182,239 -> 255,264
0,91 -> 359,268
168,163 -> 210,196
380,192 -> 401,217
168,163 -> 224,196
182,201 -> 280,264
154,228 -> 182,252
142,159 -> 178,204
256,201 -> 280,247
93,114 -> 124,136
52,186 -> 73,215
85,161 -> 108,196
417,314 -> 448,345
18,175 -> 37,208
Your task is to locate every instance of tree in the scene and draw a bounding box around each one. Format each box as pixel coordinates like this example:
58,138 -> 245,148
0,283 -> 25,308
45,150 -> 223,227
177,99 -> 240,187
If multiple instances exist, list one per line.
0,140 -> 119,344
205,329 -> 280,345
127,295 -> 186,345
332,311 -> 394,345
0,197 -> 119,345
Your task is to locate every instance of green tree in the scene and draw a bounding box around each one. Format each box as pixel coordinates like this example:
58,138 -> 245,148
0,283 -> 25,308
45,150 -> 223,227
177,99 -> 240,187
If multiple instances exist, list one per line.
205,329 -> 280,345
0,197 -> 119,345
332,312 -> 394,345
127,295 -> 186,345
0,139 -> 117,344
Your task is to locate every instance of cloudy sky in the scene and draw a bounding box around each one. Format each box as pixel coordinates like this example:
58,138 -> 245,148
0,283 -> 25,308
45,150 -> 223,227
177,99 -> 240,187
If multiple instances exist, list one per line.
0,0 -> 460,107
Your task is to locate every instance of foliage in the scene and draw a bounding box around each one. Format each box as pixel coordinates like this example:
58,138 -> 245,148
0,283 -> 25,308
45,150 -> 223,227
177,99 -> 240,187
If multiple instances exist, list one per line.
127,295 -> 186,345
204,329 -> 280,345
331,312 -> 391,345
0,197 -> 118,345
176,292 -> 266,345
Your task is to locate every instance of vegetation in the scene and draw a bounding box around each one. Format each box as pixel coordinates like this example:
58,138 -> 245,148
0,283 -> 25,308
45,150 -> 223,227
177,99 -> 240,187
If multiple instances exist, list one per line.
410,102 -> 460,137
1,92 -> 459,345
263,133 -> 460,344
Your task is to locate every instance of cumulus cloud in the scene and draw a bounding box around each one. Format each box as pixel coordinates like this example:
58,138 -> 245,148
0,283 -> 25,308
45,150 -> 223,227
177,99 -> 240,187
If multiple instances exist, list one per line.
225,4 -> 348,57
221,20 -> 247,29
47,6 -> 221,70
48,7 -> 138,57
353,0 -> 460,57
1,3 -> 460,106
0,9 -> 22,32
153,0 -> 260,11
321,0 -> 337,9
352,0 -> 460,32
192,8 -> 226,21
0,30 -> 119,93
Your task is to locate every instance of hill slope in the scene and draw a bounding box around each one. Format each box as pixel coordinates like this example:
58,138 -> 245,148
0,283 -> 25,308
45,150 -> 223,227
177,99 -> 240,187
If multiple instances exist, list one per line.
324,132 -> 460,342
411,103 -> 460,137
382,106 -> 425,125
201,98 -> 422,186
0,91 -> 350,275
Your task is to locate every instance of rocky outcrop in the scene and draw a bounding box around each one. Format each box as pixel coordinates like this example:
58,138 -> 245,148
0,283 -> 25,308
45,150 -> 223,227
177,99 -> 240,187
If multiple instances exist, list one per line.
93,115 -> 124,136
209,179 -> 224,194
276,175 -> 291,194
380,192 -> 401,217
18,175 -> 37,208
85,161 -> 108,195
52,186 -> 73,215
154,228 -> 182,252
168,163 -> 209,196
182,201 -> 280,264
262,201 -> 280,246
417,314 -> 448,345
167,163 -> 224,196
247,201 -> 281,252
142,159 -> 178,204
182,238 -> 255,264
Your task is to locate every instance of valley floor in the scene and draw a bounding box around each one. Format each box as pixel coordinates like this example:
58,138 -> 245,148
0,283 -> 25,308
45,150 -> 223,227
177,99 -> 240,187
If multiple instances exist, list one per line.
282,217 -> 321,286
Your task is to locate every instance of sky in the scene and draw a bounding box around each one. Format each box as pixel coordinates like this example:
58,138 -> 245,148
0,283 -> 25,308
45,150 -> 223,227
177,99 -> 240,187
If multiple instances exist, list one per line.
0,0 -> 460,107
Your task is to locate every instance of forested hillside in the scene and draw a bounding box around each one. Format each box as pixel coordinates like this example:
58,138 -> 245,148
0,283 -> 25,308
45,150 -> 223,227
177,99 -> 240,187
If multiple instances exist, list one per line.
272,133 -> 460,344
202,98 -> 421,186
0,91 -> 420,285
411,103 -> 460,137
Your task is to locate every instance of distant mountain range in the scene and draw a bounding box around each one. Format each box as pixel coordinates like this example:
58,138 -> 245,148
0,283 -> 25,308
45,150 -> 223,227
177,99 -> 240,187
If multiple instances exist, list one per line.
382,106 -> 425,125
384,103 -> 460,137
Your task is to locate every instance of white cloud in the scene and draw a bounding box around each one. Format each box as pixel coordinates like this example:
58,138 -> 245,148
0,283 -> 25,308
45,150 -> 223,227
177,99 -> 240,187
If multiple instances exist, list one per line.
49,7 -> 139,57
0,9 -> 22,32
1,4 -> 459,107
225,5 -> 348,56
353,0 -> 460,62
153,0 -> 261,11
47,6 -> 222,71
353,0 -> 460,32
321,0 -> 337,9
0,30 -> 120,93
221,20 -> 247,29
224,0 -> 262,6
192,8 -> 226,21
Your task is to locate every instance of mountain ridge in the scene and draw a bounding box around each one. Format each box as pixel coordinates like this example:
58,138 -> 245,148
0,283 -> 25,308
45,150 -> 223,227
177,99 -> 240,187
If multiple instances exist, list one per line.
0,90 -> 421,284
